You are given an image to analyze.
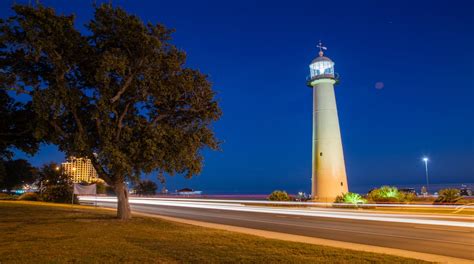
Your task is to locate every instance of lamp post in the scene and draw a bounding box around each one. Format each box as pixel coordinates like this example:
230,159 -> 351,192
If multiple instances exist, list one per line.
422,157 -> 429,194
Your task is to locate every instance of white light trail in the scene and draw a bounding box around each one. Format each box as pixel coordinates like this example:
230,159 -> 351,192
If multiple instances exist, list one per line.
89,196 -> 474,209
79,197 -> 474,228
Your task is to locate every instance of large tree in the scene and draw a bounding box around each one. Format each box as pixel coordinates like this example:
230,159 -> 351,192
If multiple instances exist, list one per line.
0,90 -> 39,160
0,4 -> 221,219
0,90 -> 38,191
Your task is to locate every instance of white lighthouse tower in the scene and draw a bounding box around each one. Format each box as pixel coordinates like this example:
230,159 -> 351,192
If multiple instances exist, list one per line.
308,41 -> 348,201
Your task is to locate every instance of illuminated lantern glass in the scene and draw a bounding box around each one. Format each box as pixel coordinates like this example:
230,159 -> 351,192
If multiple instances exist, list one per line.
309,58 -> 334,79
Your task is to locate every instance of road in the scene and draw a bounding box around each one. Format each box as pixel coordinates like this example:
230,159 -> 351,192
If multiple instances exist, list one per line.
81,197 -> 474,260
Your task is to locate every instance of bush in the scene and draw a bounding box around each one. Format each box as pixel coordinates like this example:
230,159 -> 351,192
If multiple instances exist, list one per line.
435,188 -> 461,204
268,190 -> 290,201
18,192 -> 39,201
41,185 -> 76,203
367,186 -> 402,203
37,163 -> 76,203
0,193 -> 18,200
334,192 -> 367,205
399,192 -> 416,203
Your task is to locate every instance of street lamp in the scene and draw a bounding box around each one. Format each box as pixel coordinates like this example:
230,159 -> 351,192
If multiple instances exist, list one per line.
422,157 -> 429,194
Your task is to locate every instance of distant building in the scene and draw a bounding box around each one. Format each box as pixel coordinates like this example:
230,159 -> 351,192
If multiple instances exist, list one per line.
62,157 -> 100,183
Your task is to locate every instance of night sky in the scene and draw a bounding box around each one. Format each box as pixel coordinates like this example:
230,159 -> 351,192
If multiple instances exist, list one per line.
3,0 -> 473,194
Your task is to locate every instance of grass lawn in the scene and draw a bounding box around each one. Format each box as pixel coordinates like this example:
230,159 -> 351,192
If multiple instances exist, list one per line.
0,201 -> 429,263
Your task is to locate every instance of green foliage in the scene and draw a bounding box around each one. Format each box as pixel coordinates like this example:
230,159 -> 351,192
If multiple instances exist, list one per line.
0,159 -> 36,191
334,192 -> 367,204
0,162 -> 5,188
399,192 -> 416,203
18,192 -> 39,201
0,90 -> 39,160
135,180 -> 157,196
0,193 -> 18,200
435,189 -> 461,204
1,4 -> 221,218
367,186 -> 401,203
268,190 -> 290,201
37,163 -> 75,203
93,181 -> 106,194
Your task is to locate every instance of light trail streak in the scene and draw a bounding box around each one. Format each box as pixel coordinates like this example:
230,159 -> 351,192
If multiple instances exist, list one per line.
87,196 -> 474,209
79,197 -> 474,228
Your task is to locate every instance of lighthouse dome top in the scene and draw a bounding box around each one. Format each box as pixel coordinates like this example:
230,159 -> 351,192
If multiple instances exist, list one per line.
309,56 -> 335,82
311,55 -> 333,64
308,41 -> 336,81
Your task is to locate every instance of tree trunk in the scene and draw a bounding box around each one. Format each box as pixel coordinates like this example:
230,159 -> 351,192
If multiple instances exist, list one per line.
114,181 -> 131,220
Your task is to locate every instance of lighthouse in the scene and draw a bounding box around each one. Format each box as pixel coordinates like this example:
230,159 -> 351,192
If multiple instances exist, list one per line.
308,41 -> 348,201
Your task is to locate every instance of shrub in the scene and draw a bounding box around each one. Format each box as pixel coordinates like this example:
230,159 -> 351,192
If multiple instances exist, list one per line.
41,185 -> 76,203
18,192 -> 39,201
435,188 -> 461,204
37,163 -> 76,203
334,192 -> 367,205
268,190 -> 290,201
0,193 -> 18,200
367,186 -> 401,203
399,192 -> 416,203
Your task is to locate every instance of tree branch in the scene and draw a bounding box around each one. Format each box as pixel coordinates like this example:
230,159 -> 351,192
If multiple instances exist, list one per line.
110,73 -> 134,104
116,102 -> 131,141
109,60 -> 145,104
49,120 -> 66,138
151,113 -> 169,126
71,108 -> 85,138
90,159 -> 112,185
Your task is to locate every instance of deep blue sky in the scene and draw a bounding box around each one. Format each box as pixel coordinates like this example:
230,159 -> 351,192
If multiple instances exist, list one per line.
3,0 -> 473,193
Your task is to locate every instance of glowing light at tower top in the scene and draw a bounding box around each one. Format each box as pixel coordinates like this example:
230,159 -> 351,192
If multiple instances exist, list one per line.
309,41 -> 335,80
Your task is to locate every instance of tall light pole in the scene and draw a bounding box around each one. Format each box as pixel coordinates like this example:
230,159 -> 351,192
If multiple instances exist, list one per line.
422,157 -> 429,193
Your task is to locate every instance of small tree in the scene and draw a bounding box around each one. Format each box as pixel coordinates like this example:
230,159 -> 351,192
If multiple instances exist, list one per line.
268,190 -> 290,201
1,4 -> 221,219
135,180 -> 157,196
